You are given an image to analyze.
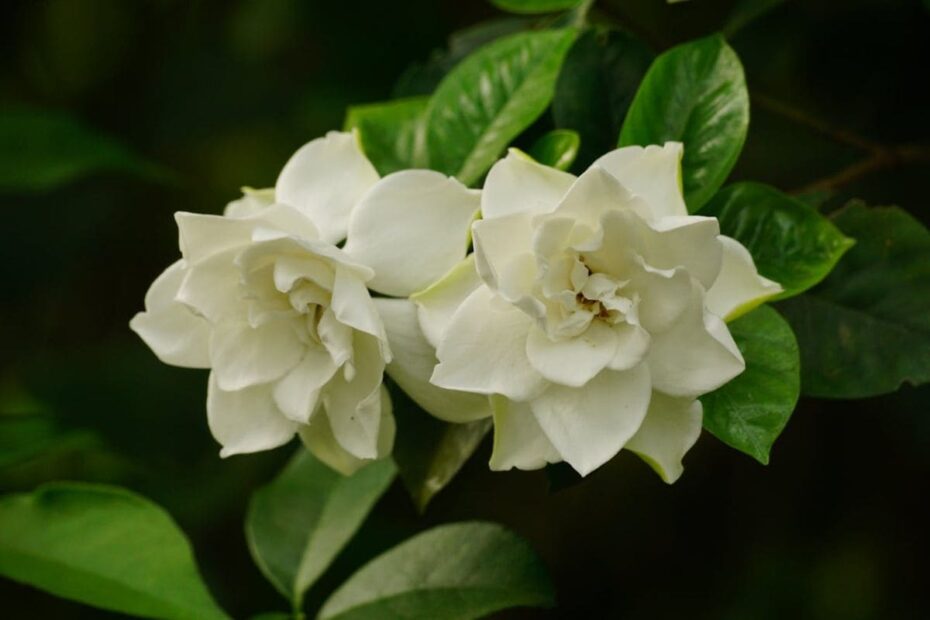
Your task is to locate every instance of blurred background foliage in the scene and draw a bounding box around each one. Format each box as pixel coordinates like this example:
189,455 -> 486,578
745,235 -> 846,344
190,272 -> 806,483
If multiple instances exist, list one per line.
1,0 -> 928,618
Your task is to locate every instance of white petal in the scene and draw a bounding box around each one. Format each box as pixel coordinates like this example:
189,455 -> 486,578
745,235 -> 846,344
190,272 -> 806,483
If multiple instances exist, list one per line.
531,364 -> 652,476
317,308 -> 354,368
489,396 -> 561,471
592,142 -> 688,219
608,322 -> 651,371
129,260 -> 210,368
272,345 -> 338,424
210,318 -> 304,391
525,321 -> 618,387
299,386 -> 395,475
375,298 -> 491,423
273,255 -> 335,293
472,212 -> 534,293
646,215 -> 723,289
706,235 -> 782,321
625,392 -> 702,484
411,255 -> 482,350
321,333 -> 386,460
223,187 -> 275,218
553,165 -> 642,227
647,284 -> 745,397
630,261 -> 692,334
275,130 -> 380,244
176,248 -> 242,322
330,267 -> 388,344
432,286 -> 547,402
207,373 -> 297,457
344,170 -> 480,297
481,149 -> 575,220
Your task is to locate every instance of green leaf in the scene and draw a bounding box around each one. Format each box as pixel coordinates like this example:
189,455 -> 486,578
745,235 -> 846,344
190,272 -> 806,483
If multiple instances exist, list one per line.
318,522 -> 555,620
552,27 -> 654,169
245,449 -> 396,608
702,306 -> 800,464
527,129 -> 580,170
425,29 -> 578,186
619,34 -> 749,212
390,386 -> 491,512
0,415 -> 100,469
344,97 -> 429,175
490,0 -> 584,14
0,482 -> 229,620
777,203 -> 930,398
704,182 -> 855,299
0,106 -> 171,193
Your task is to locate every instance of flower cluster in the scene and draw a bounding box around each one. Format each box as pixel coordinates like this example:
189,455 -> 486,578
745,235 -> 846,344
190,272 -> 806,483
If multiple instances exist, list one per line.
132,132 -> 779,479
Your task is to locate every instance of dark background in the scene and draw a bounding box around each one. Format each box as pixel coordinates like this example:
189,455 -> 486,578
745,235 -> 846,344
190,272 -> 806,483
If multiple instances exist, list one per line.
1,0 -> 929,618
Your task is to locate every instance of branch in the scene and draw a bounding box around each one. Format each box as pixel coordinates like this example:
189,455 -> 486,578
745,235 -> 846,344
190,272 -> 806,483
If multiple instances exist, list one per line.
792,145 -> 930,195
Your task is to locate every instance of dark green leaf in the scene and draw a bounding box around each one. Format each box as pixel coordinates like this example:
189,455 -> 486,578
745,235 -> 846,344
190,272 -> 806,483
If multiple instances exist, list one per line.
318,522 -> 555,620
0,415 -> 100,469
704,182 -> 855,299
491,0 -> 584,14
0,107 -> 171,193
702,306 -> 800,464
527,129 -> 580,170
245,449 -> 396,608
390,386 -> 491,512
344,97 -> 429,175
777,203 -> 930,398
0,483 -> 229,619
619,34 -> 749,212
425,29 -> 578,186
552,28 -> 654,169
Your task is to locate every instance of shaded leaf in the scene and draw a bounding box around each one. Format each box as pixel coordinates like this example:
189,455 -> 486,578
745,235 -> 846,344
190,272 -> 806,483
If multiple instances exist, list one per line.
527,129 -> 580,170
491,0 -> 584,14
344,97 -> 429,175
425,29 -> 578,186
704,182 -> 855,299
0,483 -> 229,619
245,449 -> 396,608
318,522 -> 555,620
619,34 -> 748,212
778,203 -> 930,398
702,306 -> 800,464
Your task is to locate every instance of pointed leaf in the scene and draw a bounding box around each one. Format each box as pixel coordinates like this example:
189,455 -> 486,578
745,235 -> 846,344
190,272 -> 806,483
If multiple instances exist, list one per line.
318,522 -> 554,620
0,483 -> 229,620
527,129 -> 580,171
245,449 -> 396,608
344,97 -> 429,175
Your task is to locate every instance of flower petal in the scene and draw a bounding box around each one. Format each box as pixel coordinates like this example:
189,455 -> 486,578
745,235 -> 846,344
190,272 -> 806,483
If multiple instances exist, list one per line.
300,386 -> 395,475
525,321 -> 619,387
646,284 -> 745,397
625,392 -> 702,484
607,322 -> 651,371
646,215 -> 723,289
472,212 -> 534,292
375,298 -> 491,423
321,332 -> 386,460
432,286 -> 547,402
272,345 -> 339,424
207,373 -> 297,457
592,142 -> 688,219
706,235 -> 782,321
410,255 -> 482,350
489,396 -> 561,471
129,260 -> 211,368
175,248 -> 242,322
481,149 -> 575,220
531,364 -> 652,476
210,318 -> 304,391
223,187 -> 275,218
343,170 -> 480,297
330,266 -> 388,345
553,165 -> 642,227
275,130 -> 380,243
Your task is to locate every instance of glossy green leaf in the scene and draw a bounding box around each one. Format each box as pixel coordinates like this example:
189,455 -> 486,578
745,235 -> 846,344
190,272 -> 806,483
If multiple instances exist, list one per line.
0,107 -> 171,193
777,203 -> 930,398
490,0 -> 584,14
552,28 -> 654,169
527,129 -> 580,170
318,522 -> 555,620
245,449 -> 396,608
702,306 -> 800,464
705,182 -> 855,299
619,34 -> 749,212
425,28 -> 578,186
344,97 -> 429,175
390,386 -> 491,512
0,483 -> 229,620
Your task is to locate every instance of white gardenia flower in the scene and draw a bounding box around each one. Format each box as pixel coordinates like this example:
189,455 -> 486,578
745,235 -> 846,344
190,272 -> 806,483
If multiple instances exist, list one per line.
427,144 -> 782,479
130,131 -> 395,474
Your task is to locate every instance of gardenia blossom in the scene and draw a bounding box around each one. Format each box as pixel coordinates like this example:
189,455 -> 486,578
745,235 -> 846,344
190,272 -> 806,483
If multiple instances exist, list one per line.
130,131 -> 395,474
422,144 -> 781,479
